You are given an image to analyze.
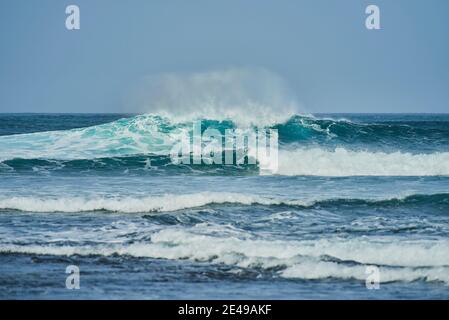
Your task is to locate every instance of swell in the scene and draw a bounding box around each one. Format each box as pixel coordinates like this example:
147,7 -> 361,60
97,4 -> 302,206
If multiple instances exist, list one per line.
0,192 -> 447,213
277,115 -> 449,151
0,155 -> 258,175
2,114 -> 449,154
1,231 -> 448,283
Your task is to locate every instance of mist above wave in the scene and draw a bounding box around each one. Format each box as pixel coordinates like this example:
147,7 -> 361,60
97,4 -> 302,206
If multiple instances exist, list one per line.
127,68 -> 299,127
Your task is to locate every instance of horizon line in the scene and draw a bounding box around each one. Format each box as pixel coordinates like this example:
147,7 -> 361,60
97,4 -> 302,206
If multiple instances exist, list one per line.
1,112 -> 449,115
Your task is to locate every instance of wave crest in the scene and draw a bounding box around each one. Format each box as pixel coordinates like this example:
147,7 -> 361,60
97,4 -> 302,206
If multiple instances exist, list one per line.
1,113 -> 449,177
2,231 -> 449,283
1,192 -> 448,213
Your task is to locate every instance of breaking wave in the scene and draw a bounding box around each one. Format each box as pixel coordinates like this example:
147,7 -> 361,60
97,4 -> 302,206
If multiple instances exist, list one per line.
1,230 -> 449,283
0,112 -> 448,176
1,192 -> 448,213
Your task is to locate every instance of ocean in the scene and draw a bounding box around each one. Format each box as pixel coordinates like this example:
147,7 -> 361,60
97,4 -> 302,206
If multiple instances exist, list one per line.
0,113 -> 449,299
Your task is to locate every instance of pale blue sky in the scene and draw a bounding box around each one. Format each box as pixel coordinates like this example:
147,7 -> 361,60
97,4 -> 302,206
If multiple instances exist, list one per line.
0,0 -> 448,113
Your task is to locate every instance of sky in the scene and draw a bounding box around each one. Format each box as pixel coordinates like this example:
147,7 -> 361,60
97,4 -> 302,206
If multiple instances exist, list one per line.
0,0 -> 448,113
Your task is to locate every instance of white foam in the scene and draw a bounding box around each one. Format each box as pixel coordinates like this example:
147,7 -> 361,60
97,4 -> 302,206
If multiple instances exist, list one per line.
276,148 -> 449,176
2,229 -> 449,283
2,120 -> 449,177
0,191 -> 445,213
281,261 -> 449,283
0,192 -> 307,213
0,115 -> 182,162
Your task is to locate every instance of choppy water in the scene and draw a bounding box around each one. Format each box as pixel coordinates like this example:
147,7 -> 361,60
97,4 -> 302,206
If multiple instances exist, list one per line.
1,113 -> 449,299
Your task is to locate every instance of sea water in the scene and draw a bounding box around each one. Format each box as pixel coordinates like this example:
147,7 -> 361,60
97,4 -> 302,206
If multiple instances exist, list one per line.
0,113 -> 449,299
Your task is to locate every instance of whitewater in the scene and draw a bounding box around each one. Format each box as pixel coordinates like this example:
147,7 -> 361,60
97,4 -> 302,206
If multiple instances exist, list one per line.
1,111 -> 449,299
1,113 -> 449,176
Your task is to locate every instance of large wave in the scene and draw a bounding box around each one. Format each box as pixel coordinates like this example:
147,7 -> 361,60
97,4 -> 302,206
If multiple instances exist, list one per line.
1,113 -> 449,176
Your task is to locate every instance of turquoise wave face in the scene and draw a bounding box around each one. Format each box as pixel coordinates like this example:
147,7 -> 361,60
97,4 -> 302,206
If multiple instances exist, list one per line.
2,113 -> 449,150
1,113 -> 449,176
0,114 -> 182,161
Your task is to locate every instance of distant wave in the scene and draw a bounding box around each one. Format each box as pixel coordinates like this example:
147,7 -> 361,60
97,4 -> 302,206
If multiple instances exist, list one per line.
1,192 -> 448,213
1,230 -> 449,283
